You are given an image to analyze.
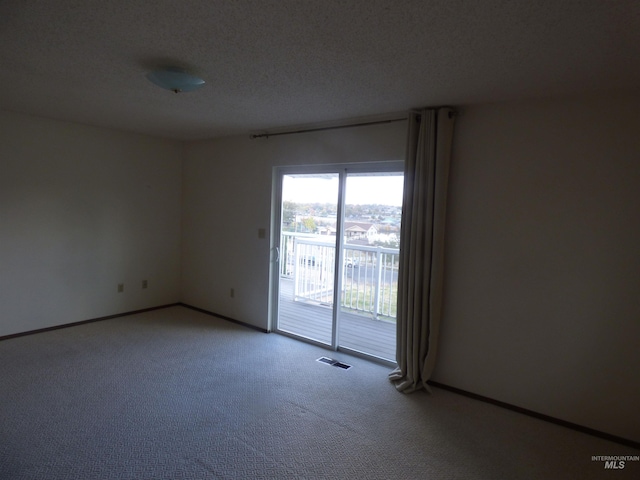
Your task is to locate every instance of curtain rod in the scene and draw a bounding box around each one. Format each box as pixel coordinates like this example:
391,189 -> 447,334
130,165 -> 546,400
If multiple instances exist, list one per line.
249,117 -> 408,139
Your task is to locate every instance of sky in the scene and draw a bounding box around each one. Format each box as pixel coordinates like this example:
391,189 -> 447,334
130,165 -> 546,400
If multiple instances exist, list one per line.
283,174 -> 404,206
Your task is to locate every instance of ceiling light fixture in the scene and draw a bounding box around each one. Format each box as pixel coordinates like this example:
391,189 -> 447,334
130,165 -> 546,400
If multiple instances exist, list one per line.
146,67 -> 205,93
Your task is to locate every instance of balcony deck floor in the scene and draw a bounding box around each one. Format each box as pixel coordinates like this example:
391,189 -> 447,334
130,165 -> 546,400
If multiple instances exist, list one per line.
277,277 -> 396,362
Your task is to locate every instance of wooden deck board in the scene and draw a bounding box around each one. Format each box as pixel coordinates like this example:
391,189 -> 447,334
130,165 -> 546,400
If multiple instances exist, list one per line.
277,278 -> 396,361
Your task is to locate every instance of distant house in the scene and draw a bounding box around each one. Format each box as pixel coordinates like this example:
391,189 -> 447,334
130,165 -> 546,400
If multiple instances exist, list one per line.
343,222 -> 378,242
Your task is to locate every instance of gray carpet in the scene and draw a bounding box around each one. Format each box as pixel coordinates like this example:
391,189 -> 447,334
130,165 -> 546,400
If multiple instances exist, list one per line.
0,306 -> 637,479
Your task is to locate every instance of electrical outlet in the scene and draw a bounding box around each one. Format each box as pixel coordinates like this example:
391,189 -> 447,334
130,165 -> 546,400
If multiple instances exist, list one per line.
142,280 -> 148,289
230,288 -> 235,298
117,283 -> 124,293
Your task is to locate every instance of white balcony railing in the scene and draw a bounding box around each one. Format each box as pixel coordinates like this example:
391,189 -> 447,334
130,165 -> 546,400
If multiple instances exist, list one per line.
280,232 -> 399,320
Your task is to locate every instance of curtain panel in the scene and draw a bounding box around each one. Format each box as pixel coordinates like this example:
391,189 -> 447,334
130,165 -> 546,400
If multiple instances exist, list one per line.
389,107 -> 456,393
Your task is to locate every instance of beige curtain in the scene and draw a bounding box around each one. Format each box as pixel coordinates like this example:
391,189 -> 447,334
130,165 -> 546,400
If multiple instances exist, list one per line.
389,107 -> 456,393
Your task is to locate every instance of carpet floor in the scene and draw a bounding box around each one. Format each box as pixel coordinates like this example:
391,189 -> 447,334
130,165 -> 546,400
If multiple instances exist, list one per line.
0,306 -> 637,479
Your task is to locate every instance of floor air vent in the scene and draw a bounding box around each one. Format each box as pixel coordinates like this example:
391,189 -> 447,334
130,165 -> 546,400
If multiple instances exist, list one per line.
316,357 -> 352,370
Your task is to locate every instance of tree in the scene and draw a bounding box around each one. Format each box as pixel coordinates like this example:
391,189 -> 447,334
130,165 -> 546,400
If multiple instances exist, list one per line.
301,217 -> 317,232
282,201 -> 298,231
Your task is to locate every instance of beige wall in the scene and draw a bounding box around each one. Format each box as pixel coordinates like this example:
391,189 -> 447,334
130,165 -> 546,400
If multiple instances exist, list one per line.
2,89 -> 638,442
0,110 -> 183,336
181,94 -> 639,441
181,122 -> 407,328
436,92 -> 640,442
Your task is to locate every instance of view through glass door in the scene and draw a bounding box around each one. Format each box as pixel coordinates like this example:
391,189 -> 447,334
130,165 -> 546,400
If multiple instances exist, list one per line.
338,172 -> 403,361
276,172 -> 339,346
273,165 -> 403,363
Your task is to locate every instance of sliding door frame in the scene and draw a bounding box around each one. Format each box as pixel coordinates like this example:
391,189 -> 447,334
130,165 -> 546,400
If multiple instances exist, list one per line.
269,161 -> 403,362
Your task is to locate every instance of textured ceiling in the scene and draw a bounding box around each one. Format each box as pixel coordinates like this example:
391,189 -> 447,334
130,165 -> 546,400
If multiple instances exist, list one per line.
1,0 -> 639,140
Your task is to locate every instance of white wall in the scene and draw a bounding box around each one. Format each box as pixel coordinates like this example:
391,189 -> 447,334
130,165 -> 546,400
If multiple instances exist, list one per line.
182,92 -> 639,442
181,122 -> 407,328
0,110 -> 183,336
8,90 -> 634,441
436,91 -> 640,442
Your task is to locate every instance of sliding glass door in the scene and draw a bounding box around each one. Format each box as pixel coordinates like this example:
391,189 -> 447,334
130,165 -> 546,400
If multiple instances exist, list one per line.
337,172 -> 403,361
271,163 -> 403,363
275,172 -> 339,345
